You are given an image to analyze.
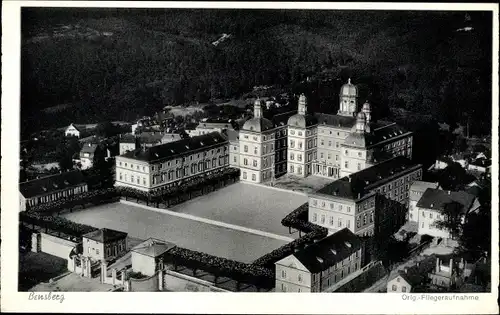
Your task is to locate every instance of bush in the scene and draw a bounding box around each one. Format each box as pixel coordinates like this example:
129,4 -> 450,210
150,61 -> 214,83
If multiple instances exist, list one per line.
20,211 -> 98,238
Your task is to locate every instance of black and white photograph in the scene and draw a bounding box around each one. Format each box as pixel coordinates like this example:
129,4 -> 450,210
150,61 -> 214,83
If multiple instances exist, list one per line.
1,1 -> 498,314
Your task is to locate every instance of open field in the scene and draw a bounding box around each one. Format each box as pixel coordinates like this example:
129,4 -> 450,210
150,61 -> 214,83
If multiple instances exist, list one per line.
169,182 -> 308,237
63,202 -> 288,263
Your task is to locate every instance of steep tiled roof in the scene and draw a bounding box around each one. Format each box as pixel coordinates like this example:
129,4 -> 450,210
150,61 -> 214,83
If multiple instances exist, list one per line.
225,129 -> 239,142
271,110 -> 295,127
293,228 -> 362,273
138,132 -> 164,144
19,171 -> 86,198
314,156 -> 421,200
315,113 -> 356,129
120,133 -> 136,143
416,189 -> 476,214
120,132 -> 227,162
83,228 -> 127,243
390,255 -> 436,287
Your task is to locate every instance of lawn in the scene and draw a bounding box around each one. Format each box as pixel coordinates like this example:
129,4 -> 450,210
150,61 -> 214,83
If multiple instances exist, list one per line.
169,182 -> 308,237
18,251 -> 68,291
266,174 -> 335,194
63,202 -> 288,263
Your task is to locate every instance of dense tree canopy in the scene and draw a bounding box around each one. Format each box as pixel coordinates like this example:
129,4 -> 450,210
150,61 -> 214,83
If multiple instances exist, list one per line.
21,9 -> 492,138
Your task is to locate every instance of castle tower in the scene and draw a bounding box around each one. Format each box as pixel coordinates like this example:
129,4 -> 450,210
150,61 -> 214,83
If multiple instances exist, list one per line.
362,101 -> 371,133
254,98 -> 263,118
338,78 -> 358,117
355,111 -> 366,133
298,94 -> 308,115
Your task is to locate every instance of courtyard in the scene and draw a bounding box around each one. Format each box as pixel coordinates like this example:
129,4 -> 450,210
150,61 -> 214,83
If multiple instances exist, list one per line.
63,201 -> 289,263
265,174 -> 335,194
169,182 -> 308,237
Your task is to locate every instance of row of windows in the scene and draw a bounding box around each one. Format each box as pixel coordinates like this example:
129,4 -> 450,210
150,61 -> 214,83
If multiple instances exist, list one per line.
320,139 -> 342,148
289,128 -> 317,136
391,284 -> 408,292
242,134 -> 275,141
242,157 -> 272,168
311,211 -> 374,227
243,144 -> 274,154
319,129 -> 345,137
290,138 -> 317,150
319,152 -> 339,161
242,171 -> 257,181
28,186 -> 86,206
343,149 -> 363,158
344,160 -> 363,171
421,211 -> 442,220
311,199 -> 353,213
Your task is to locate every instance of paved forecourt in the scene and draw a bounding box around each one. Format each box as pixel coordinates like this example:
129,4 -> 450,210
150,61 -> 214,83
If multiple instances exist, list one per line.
63,202 -> 289,263
169,182 -> 309,237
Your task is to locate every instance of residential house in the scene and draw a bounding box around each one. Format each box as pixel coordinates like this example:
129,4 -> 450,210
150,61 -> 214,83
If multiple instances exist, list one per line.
65,123 -> 84,138
190,118 -> 238,137
19,171 -> 87,211
131,238 -> 176,276
416,188 -> 479,241
275,228 -> 363,292
78,143 -> 103,170
119,132 -> 165,155
387,255 -> 435,293
308,156 -> 422,237
408,181 -> 440,223
82,228 -> 128,262
115,132 -> 229,193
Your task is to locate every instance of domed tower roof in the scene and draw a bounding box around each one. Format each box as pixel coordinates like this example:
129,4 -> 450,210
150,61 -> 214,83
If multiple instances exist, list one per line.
242,117 -> 274,132
287,114 -> 318,128
340,78 -> 358,97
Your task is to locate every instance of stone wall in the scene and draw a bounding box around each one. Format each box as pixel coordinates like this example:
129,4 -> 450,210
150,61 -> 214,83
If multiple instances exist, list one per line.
33,232 -> 77,261
163,270 -> 228,292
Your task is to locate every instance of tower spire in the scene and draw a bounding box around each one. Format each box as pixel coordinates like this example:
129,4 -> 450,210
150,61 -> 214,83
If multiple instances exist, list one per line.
298,94 -> 307,115
254,98 -> 262,118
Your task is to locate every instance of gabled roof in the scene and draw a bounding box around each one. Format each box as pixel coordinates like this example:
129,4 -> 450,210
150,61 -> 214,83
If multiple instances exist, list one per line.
66,123 -> 83,132
292,228 -> 362,273
80,143 -> 99,154
416,188 -> 476,214
138,132 -> 164,144
82,228 -> 127,243
225,129 -> 240,142
131,238 -> 176,258
314,156 -> 421,200
410,181 -> 440,194
19,171 -> 86,198
389,255 -> 435,287
120,132 -> 227,162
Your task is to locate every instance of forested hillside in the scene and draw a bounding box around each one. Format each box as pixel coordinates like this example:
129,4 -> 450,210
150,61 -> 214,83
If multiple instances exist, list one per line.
21,9 -> 492,138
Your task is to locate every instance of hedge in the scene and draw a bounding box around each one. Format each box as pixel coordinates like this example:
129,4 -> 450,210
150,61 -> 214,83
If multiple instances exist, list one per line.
20,211 -> 98,238
117,167 -> 240,203
166,247 -> 274,288
253,203 -> 328,268
27,188 -> 118,214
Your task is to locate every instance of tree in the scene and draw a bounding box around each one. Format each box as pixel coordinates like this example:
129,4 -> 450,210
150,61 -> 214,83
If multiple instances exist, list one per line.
433,201 -> 464,240
438,162 -> 471,190
459,211 -> 490,259
95,121 -> 115,138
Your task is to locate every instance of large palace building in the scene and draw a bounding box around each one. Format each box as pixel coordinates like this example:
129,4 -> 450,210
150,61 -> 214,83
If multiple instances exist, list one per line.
115,132 -> 229,192
236,79 -> 414,183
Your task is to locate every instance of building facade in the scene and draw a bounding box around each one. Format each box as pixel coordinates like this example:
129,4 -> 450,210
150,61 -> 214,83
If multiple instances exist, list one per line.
287,94 -> 318,178
115,132 -> 229,192
275,228 -> 362,292
416,189 -> 478,240
19,171 -> 88,211
65,123 -> 82,138
82,228 -> 128,262
308,156 -> 423,237
239,99 -> 276,183
408,181 -> 440,223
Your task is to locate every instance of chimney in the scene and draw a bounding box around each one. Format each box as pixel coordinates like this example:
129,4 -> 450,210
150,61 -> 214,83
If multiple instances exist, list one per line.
448,190 -> 451,195
436,257 -> 440,272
